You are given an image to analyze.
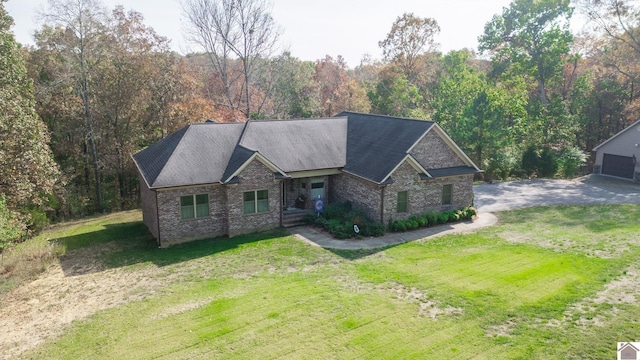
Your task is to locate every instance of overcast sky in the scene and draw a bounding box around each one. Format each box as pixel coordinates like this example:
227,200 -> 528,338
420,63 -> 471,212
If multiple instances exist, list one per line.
6,0 -> 586,67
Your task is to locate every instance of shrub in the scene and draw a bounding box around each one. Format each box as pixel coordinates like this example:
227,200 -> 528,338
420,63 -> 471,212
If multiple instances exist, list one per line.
416,216 -> 428,227
303,213 -> 317,225
393,220 -> 407,232
425,212 -> 438,225
558,146 -> 588,178
361,222 -> 385,237
437,213 -> 449,224
324,202 -> 352,220
405,220 -> 419,230
313,216 -> 329,228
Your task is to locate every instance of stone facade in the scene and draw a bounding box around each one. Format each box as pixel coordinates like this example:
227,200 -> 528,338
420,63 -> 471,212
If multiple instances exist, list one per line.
383,161 -> 474,223
410,130 -> 466,169
156,184 -> 227,247
330,172 -> 383,222
140,178 -> 159,242
226,159 -> 282,237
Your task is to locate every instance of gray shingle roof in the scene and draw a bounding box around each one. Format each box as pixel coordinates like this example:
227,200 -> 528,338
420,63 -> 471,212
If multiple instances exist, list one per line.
133,113 -> 479,189
133,123 -> 244,188
239,117 -> 347,172
337,111 -> 435,183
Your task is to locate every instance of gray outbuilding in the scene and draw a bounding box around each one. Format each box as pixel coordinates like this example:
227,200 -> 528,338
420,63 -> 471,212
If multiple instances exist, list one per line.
593,119 -> 640,181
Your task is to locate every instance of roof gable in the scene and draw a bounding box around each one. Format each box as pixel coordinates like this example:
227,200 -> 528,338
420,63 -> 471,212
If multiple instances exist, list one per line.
337,111 -> 435,183
593,119 -> 640,151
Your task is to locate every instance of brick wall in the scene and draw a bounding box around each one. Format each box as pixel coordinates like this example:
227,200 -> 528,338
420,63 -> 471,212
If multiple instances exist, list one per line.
140,178 -> 158,241
411,130 -> 467,168
383,161 -> 474,222
226,159 -> 282,237
156,184 -> 227,247
330,172 -> 382,222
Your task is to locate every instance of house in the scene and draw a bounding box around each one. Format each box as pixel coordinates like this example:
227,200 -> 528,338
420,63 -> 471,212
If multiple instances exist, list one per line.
619,342 -> 639,360
593,119 -> 640,180
132,112 -> 482,247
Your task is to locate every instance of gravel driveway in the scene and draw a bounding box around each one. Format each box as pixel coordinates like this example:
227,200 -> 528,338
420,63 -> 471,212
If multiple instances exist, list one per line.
473,174 -> 640,212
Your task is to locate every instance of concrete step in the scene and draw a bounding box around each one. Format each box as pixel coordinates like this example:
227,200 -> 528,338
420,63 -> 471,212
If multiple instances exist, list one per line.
282,212 -> 308,227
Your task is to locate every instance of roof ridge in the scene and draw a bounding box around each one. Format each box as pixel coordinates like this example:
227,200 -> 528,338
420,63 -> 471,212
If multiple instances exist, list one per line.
339,111 -> 434,123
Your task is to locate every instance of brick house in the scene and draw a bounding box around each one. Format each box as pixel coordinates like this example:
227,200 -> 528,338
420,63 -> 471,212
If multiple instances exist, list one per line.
132,112 -> 481,247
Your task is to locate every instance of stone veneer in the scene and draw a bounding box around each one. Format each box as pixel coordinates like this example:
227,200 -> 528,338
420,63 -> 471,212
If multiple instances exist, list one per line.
156,184 -> 227,247
226,159 -> 282,237
383,161 -> 474,222
330,172 -> 383,222
410,130 -> 467,168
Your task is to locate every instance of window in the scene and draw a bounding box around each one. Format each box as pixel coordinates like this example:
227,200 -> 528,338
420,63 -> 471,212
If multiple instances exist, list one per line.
180,194 -> 209,220
397,191 -> 408,213
243,190 -> 269,214
442,184 -> 453,205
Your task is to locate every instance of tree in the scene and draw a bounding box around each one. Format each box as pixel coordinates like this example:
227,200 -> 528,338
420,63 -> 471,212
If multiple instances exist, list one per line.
379,13 -> 440,81
38,0 -> 108,211
479,0 -> 573,106
313,55 -> 370,117
183,0 -> 281,119
0,0 -> 59,239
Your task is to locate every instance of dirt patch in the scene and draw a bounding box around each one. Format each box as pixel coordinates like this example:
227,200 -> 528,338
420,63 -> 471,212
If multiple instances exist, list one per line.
335,277 -> 463,319
486,318 -> 517,338
0,245 -> 184,360
556,263 -> 640,329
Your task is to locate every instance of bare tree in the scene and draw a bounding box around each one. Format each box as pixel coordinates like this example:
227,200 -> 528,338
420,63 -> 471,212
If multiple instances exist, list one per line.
182,0 -> 280,119
38,0 -> 108,212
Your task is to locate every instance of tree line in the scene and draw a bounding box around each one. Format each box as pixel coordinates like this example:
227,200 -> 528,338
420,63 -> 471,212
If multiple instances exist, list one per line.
2,0 -> 640,245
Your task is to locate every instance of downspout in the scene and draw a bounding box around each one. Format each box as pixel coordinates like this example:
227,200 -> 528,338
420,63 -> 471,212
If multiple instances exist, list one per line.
155,190 -> 161,247
380,185 -> 385,224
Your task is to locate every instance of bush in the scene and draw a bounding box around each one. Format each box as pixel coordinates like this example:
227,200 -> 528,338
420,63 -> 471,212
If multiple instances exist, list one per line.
361,222 -> 385,237
416,216 -> 428,227
0,196 -> 23,252
522,145 -> 558,178
558,146 -> 588,178
393,220 -> 407,232
324,202 -> 352,220
304,201 -> 385,239
425,212 -> 438,226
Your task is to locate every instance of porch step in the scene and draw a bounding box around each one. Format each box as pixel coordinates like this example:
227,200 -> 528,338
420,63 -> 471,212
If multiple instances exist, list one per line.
282,212 -> 308,227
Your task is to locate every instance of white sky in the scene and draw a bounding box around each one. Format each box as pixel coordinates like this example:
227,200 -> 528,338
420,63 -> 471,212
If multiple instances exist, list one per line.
6,0 -> 586,67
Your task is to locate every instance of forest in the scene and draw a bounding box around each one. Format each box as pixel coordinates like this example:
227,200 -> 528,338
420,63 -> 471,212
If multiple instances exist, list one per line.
1,0 -> 640,247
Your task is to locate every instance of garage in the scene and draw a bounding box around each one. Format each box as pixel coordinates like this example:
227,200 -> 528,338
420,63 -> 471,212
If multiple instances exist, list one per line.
602,153 -> 635,179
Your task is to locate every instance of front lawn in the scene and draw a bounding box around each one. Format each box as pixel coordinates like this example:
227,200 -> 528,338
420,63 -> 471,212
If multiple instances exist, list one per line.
23,205 -> 640,359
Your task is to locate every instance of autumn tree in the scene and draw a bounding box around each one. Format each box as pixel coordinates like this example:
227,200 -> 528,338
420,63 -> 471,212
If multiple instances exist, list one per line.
0,0 -> 59,242
313,55 -> 370,117
183,0 -> 281,119
38,0 -> 109,211
379,12 -> 440,81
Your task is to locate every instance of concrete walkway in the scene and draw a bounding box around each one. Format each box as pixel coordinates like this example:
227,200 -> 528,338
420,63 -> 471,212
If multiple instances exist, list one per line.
290,213 -> 497,250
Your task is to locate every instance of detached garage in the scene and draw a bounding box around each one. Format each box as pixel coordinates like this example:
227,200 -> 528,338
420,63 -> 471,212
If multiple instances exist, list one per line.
593,119 -> 640,181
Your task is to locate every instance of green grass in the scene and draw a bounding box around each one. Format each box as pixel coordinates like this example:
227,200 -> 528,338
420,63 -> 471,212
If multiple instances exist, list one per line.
22,205 -> 640,359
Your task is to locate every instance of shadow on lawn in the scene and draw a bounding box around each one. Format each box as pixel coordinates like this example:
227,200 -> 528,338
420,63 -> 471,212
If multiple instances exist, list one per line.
55,222 -> 287,277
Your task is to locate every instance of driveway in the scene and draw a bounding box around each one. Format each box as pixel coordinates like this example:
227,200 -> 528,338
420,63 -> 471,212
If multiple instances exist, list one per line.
474,174 -> 640,212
